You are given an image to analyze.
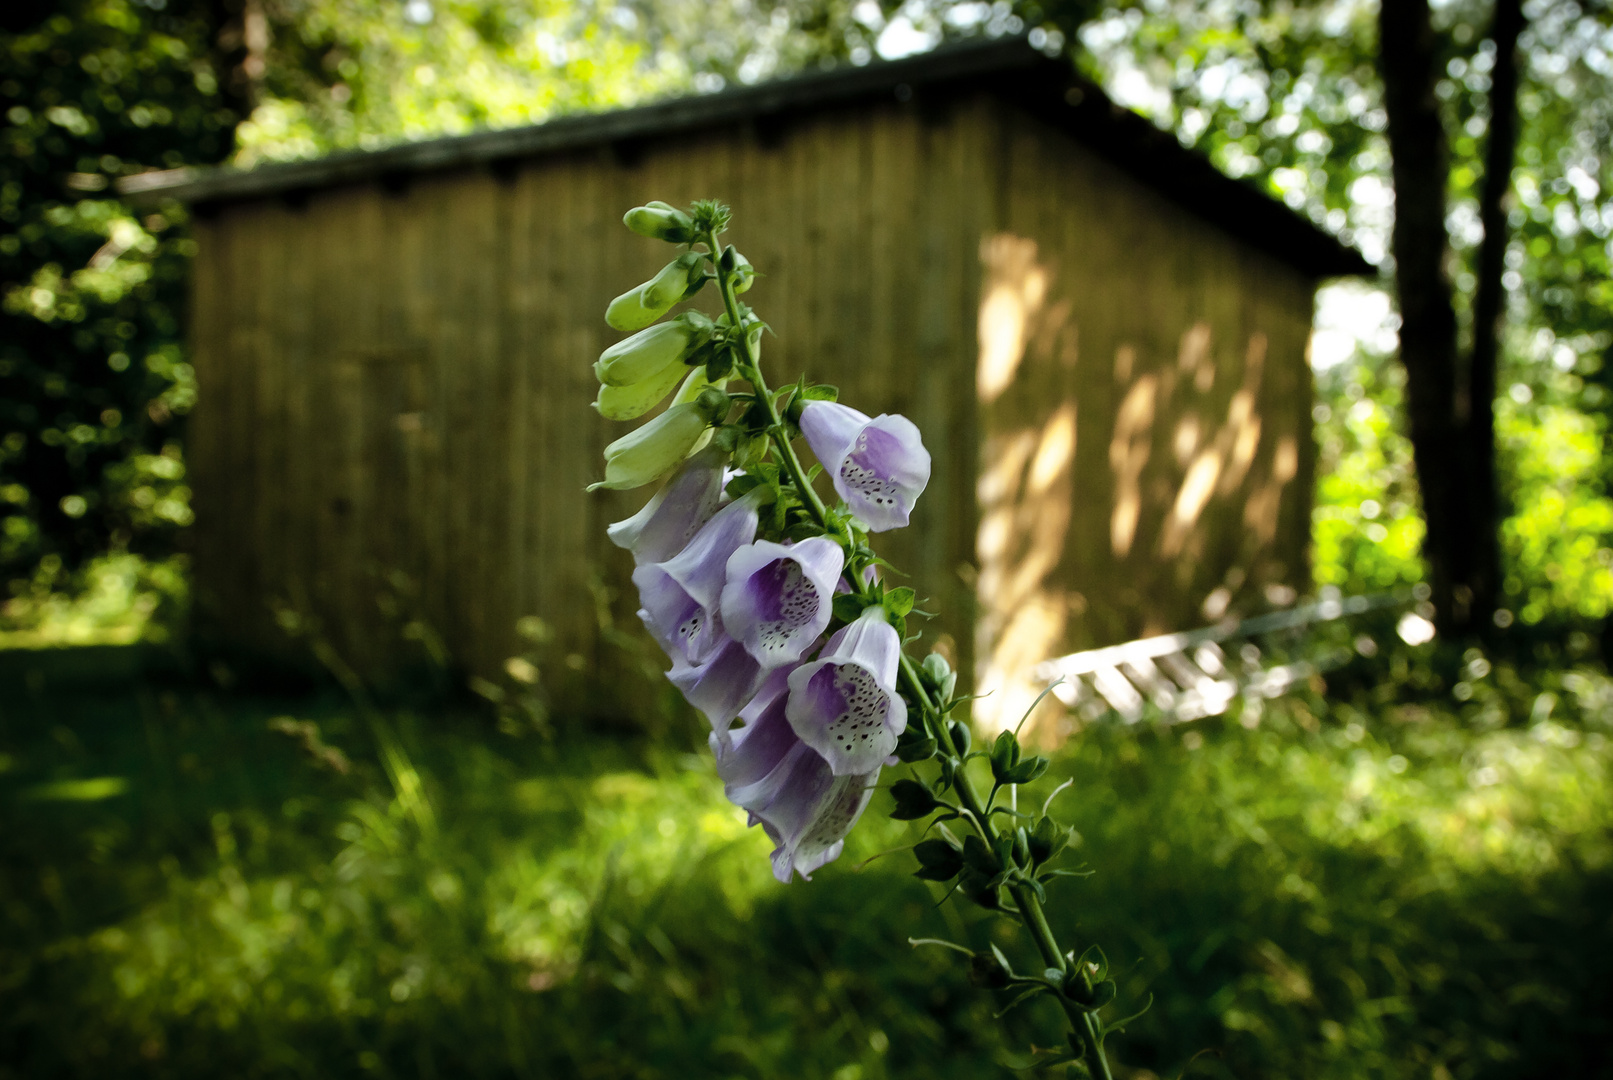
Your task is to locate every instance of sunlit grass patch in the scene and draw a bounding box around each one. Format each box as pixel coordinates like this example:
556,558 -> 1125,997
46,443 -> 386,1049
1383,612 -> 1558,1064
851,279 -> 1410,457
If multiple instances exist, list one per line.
2,658 -> 1610,1079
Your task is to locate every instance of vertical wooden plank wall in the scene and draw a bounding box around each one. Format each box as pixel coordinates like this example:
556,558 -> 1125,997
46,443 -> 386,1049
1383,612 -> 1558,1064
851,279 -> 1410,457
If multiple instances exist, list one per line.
969,100 -> 1317,734
187,91 -> 1316,723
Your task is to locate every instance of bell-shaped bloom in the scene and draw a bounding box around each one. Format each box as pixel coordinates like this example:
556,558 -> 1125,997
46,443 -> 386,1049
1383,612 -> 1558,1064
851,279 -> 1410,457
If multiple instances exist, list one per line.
721,537 -> 843,670
623,201 -> 695,243
588,401 -> 710,492
668,634 -> 766,734
633,488 -> 764,666
606,253 -> 703,332
607,446 -> 727,565
798,401 -> 931,532
786,607 -> 907,775
713,669 -> 880,882
594,321 -> 694,387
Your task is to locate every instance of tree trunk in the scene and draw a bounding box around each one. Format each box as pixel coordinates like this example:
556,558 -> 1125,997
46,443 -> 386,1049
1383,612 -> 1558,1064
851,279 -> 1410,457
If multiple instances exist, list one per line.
1465,0 -> 1526,629
1378,0 -> 1468,630
1378,0 -> 1522,636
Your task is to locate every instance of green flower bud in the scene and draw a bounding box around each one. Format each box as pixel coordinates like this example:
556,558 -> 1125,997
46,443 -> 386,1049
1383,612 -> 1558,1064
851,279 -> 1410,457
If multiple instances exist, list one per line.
643,252 -> 705,309
593,359 -> 690,421
622,201 -> 695,243
605,253 -> 705,332
732,251 -> 756,294
587,402 -> 710,491
672,365 -> 724,405
594,321 -> 694,387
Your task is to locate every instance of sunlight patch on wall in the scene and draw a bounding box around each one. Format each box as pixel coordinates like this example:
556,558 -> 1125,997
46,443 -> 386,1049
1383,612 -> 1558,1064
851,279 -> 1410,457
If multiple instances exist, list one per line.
976,234 -> 1047,404
975,402 -> 1077,735
1108,364 -> 1155,557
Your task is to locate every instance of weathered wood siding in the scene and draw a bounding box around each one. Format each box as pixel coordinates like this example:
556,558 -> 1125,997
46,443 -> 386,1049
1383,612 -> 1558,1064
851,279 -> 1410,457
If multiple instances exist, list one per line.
968,100 -> 1316,733
187,91 -> 1315,720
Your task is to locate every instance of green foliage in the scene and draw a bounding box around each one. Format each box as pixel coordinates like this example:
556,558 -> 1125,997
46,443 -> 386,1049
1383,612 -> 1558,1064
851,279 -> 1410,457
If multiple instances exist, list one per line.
1498,388 -> 1613,623
3,648 -> 1611,1079
1311,351 -> 1426,594
1,0 -> 226,579
0,550 -> 186,647
1043,0 -> 1613,623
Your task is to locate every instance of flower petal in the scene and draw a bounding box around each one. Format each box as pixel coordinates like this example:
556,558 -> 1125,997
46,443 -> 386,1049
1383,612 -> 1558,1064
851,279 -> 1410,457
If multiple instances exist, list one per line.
785,608 -> 907,775
633,489 -> 763,665
607,447 -> 726,564
589,402 -> 709,491
714,670 -> 880,882
668,635 -> 766,735
720,537 -> 843,670
593,359 -> 694,420
594,321 -> 693,386
798,401 -> 931,531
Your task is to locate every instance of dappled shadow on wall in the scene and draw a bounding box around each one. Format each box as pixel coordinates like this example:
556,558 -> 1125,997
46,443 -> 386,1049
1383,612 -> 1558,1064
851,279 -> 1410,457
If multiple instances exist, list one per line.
971,233 -> 1302,739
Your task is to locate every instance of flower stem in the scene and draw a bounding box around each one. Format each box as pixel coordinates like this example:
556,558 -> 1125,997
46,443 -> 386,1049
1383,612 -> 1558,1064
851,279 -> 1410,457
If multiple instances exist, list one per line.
705,229 -> 1113,1080
703,231 -> 829,527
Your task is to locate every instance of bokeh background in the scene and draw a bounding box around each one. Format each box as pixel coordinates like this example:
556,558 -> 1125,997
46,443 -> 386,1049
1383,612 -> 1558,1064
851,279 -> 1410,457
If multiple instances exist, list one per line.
3,2 -> 1612,1078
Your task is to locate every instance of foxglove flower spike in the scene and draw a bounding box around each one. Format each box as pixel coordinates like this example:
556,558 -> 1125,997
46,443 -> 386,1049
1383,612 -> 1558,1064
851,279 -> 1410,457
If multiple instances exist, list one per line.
668,635 -> 766,736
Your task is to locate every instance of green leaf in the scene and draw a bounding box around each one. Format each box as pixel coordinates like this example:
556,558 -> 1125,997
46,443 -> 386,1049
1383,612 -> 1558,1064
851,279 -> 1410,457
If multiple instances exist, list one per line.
1006,755 -> 1051,785
725,474 -> 763,499
947,720 -> 972,756
1029,814 -> 1072,864
967,950 -> 1011,989
1089,979 -> 1117,1010
961,834 -> 998,875
888,778 -> 940,820
801,383 -> 839,401
831,592 -> 871,625
989,731 -> 1022,784
1103,992 -> 1154,1034
912,838 -> 962,882
883,586 -> 916,618
1076,944 -> 1109,983
894,724 -> 938,763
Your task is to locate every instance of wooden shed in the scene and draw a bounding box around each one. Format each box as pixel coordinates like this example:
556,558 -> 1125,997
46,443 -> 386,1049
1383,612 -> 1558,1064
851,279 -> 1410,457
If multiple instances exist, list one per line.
124,37 -> 1368,723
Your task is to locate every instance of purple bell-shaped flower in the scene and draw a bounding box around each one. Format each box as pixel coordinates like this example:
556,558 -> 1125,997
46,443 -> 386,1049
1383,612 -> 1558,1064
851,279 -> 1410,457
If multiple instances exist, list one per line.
634,488 -> 764,666
798,401 -> 931,532
713,668 -> 880,882
607,447 -> 727,565
785,607 -> 907,775
720,537 -> 844,670
668,635 -> 766,736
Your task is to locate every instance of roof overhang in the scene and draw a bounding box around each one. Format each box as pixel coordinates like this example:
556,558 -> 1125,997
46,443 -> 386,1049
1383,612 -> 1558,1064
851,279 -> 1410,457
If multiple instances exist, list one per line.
118,36 -> 1372,280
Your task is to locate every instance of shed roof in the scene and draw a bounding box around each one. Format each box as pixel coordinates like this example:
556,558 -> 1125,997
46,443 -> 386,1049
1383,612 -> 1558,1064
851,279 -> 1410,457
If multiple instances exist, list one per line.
119,36 -> 1371,278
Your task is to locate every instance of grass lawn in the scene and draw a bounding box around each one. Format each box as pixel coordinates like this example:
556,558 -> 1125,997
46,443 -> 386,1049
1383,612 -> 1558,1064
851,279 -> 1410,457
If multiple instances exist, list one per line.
2,639 -> 1611,1079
